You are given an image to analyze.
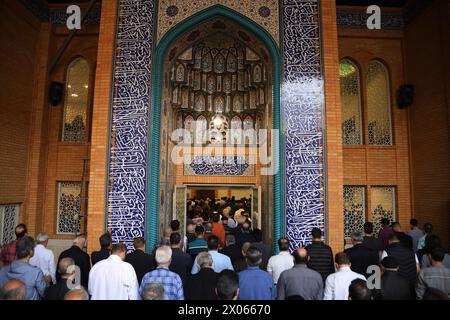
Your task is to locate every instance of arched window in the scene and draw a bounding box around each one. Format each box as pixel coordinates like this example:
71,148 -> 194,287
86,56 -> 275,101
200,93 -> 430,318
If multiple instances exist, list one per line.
62,58 -> 89,142
340,59 -> 363,145
366,60 -> 393,145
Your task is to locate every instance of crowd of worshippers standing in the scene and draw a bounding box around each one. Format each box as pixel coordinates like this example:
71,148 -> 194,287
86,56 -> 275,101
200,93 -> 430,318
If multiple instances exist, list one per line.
0,215 -> 449,301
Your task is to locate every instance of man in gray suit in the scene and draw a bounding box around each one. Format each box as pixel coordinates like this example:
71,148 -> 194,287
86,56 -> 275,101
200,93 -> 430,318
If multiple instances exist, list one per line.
276,248 -> 323,300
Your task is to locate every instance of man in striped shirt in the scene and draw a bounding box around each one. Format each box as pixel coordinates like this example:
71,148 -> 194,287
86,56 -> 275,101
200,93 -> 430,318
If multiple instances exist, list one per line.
140,246 -> 184,300
416,247 -> 450,299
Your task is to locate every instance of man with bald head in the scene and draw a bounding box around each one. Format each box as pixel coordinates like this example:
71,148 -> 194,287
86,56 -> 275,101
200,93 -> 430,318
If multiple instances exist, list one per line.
0,279 -> 26,300
64,287 -> 89,300
56,235 -> 91,288
44,257 -> 76,300
276,248 -> 324,300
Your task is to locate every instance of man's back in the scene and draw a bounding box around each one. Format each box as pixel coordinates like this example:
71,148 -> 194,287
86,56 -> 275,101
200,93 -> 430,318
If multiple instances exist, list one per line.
305,241 -> 335,283
125,249 -> 156,285
0,260 -> 46,300
57,246 -> 90,288
386,243 -> 417,285
267,252 -> 294,284
323,267 -> 366,300
29,244 -> 56,284
345,244 -> 379,277
91,248 -> 110,266
140,268 -> 184,300
378,226 -> 394,250
362,236 -> 383,253
169,248 -> 192,285
396,232 -> 413,250
416,266 -> 450,299
185,268 -> 218,300
408,228 -> 423,253
43,280 -> 71,300
239,266 -> 275,300
89,255 -> 139,300
277,264 -> 323,300
187,238 -> 208,259
252,242 -> 272,270
374,271 -> 413,300
219,244 -> 242,263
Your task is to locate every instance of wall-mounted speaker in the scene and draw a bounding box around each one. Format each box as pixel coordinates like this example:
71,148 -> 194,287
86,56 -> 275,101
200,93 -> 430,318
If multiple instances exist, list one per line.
49,82 -> 64,106
397,84 -> 415,109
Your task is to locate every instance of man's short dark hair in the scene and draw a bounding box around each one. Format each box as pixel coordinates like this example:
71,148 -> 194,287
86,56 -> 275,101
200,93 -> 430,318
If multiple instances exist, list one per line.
170,220 -> 180,231
311,227 -> 322,239
14,224 -> 27,239
246,246 -> 262,266
195,225 -> 205,235
423,223 -> 433,234
425,235 -> 442,252
207,235 -> 220,250
430,247 -> 446,262
410,218 -> 418,227
216,270 -> 239,300
349,279 -> 371,300
335,252 -> 350,265
170,232 -> 182,245
293,249 -> 308,264
212,214 -> 220,223
16,236 -> 35,259
111,243 -> 127,254
363,222 -> 373,234
133,237 -> 146,249
381,218 -> 390,226
99,233 -> 112,248
253,229 -> 262,242
278,238 -> 290,251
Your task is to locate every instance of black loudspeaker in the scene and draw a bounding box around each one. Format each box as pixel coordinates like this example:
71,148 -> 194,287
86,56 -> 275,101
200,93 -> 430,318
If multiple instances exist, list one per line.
49,82 -> 64,106
397,84 -> 415,109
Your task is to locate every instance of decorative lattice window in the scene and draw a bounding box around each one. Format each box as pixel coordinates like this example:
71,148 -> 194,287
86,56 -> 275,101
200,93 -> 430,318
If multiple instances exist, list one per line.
0,204 -> 19,246
367,60 -> 393,145
340,59 -> 363,145
56,182 -> 82,235
370,186 -> 396,234
62,58 -> 90,142
343,186 -> 365,240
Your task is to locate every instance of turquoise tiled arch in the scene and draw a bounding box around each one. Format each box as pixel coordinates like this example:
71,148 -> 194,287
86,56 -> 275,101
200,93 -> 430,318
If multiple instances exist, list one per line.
146,5 -> 285,250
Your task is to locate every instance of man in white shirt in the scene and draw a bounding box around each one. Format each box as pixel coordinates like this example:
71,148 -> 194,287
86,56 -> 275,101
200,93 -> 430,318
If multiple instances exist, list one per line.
88,243 -> 139,300
29,233 -> 56,284
267,238 -> 294,284
191,235 -> 233,274
324,252 -> 366,300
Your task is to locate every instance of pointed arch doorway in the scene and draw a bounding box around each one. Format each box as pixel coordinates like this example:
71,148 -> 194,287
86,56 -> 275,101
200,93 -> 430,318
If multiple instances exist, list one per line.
147,6 -> 283,250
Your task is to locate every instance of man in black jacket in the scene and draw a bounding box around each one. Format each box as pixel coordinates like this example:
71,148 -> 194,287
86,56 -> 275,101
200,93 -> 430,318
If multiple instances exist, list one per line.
305,228 -> 335,283
56,236 -> 91,288
125,237 -> 156,285
44,257 -> 75,300
362,222 -> 383,259
90,233 -> 111,266
385,234 -> 419,286
220,234 -> 242,264
185,252 -> 218,300
345,232 -> 379,278
169,233 -> 193,287
373,256 -> 414,300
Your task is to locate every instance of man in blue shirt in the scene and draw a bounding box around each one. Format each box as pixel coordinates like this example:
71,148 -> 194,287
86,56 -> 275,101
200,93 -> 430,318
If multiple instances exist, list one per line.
140,246 -> 184,300
191,235 -> 233,274
238,246 -> 275,300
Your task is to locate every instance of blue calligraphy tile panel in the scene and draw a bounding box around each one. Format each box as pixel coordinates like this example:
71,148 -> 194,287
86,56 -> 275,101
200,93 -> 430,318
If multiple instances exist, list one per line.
282,0 -> 326,251
107,0 -> 155,249
184,156 -> 253,176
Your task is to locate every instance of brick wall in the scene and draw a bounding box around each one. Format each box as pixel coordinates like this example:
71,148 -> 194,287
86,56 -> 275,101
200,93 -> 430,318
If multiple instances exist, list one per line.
337,24 -> 413,242
403,0 -> 450,249
0,1 -> 40,207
